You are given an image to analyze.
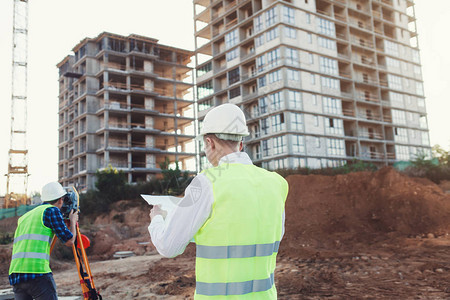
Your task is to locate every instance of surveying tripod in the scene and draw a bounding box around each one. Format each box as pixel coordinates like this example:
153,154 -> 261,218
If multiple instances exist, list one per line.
50,187 -> 102,300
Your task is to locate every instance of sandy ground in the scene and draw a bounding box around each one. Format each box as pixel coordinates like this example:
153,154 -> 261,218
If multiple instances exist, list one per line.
1,167 -> 450,299
44,235 -> 450,299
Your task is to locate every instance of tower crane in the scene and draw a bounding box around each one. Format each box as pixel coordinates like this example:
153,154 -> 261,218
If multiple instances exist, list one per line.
5,0 -> 30,208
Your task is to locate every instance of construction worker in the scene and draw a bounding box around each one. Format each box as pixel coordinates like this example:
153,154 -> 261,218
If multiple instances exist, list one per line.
149,103 -> 288,298
9,181 -> 79,300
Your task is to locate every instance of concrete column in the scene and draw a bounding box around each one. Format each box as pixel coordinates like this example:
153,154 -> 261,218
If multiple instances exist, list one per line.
144,60 -> 153,73
173,65 -> 179,163
104,149 -> 109,167
145,97 -> 154,110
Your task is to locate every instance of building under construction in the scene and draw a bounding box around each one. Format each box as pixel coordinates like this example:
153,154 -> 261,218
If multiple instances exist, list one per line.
57,32 -> 196,191
194,0 -> 431,170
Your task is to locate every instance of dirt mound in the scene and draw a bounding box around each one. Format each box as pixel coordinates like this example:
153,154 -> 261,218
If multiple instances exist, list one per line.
439,180 -> 450,193
280,166 -> 450,257
84,167 -> 450,262
83,200 -> 155,260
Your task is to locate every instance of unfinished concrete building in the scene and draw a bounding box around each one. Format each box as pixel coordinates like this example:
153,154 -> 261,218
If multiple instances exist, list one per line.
57,32 -> 196,190
194,0 -> 430,170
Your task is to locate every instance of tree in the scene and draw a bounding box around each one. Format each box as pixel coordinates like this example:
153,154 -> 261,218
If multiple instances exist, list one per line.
80,165 -> 128,214
432,144 -> 449,166
95,164 -> 127,202
158,158 -> 193,196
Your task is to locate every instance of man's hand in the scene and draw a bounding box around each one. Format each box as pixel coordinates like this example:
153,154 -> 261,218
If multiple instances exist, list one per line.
69,210 -> 79,224
150,205 -> 167,220
65,210 -> 79,247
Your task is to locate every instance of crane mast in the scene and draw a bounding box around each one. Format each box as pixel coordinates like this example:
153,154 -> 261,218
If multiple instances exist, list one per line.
5,0 -> 30,208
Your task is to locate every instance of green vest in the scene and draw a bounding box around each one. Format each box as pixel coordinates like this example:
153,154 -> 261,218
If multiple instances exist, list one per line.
9,204 -> 55,274
194,163 -> 288,299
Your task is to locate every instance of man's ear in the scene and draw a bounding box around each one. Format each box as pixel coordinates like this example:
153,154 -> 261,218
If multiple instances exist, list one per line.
206,136 -> 215,150
239,141 -> 243,151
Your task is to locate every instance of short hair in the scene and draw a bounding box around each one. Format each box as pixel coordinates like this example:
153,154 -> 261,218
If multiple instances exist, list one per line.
205,134 -> 241,150
46,198 -> 61,205
215,133 -> 243,142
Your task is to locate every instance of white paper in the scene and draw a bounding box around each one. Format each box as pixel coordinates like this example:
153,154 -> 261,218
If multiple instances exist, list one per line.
140,194 -> 181,213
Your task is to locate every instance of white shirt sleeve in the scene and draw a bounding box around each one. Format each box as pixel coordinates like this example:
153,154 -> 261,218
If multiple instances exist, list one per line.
148,174 -> 213,258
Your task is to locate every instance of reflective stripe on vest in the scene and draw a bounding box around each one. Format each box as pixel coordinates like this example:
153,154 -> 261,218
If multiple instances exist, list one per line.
196,273 -> 275,296
14,233 -> 53,244
196,241 -> 280,259
12,252 -> 50,260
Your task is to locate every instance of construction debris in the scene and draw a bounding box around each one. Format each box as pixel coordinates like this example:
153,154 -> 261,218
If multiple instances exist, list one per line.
113,251 -> 135,259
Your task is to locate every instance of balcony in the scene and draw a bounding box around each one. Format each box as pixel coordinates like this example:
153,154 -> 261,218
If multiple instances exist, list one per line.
342,109 -> 355,118
103,81 -> 149,93
350,36 -> 375,49
359,131 -> 384,140
353,56 -> 376,67
349,20 -> 373,31
338,70 -> 352,79
317,9 -> 332,18
357,112 -> 383,122
360,151 -> 385,160
224,0 -> 237,13
355,91 -> 380,103
226,18 -> 238,29
355,76 -> 379,86
334,13 -> 346,22
102,62 -> 126,72
336,32 -> 348,42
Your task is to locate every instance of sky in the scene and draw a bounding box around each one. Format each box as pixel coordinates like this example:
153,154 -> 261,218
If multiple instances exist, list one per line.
0,0 -> 449,196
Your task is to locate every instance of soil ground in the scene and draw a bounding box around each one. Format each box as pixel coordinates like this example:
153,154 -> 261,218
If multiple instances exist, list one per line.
1,167 -> 450,299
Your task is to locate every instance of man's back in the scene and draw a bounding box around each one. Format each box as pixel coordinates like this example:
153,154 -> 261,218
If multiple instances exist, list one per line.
194,163 -> 288,298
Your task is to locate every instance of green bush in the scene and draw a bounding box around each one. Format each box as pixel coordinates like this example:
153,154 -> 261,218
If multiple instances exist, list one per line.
403,163 -> 450,184
95,165 -> 127,202
0,232 -> 13,245
401,150 -> 450,183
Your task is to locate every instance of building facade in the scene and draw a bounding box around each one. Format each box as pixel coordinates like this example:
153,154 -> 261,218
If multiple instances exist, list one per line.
57,32 -> 196,191
194,0 -> 430,170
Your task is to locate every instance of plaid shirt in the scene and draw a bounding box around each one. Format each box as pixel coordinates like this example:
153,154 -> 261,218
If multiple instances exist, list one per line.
9,204 -> 74,285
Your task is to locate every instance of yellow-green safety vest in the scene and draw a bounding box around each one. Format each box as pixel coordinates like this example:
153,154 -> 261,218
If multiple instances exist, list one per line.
9,204 -> 55,275
194,163 -> 288,299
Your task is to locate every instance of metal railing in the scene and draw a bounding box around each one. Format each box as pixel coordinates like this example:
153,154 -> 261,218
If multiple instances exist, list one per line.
342,109 -> 355,117
359,132 -> 384,140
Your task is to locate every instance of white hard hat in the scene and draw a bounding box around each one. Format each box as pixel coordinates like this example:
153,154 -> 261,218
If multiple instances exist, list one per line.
41,182 -> 67,202
197,103 -> 249,140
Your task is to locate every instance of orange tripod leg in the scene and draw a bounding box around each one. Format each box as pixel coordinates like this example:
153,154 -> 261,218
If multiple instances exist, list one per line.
72,241 -> 92,299
49,236 -> 57,254
76,224 -> 97,291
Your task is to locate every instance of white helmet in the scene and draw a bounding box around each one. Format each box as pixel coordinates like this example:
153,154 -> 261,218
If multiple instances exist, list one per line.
41,182 -> 67,202
197,103 -> 249,141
